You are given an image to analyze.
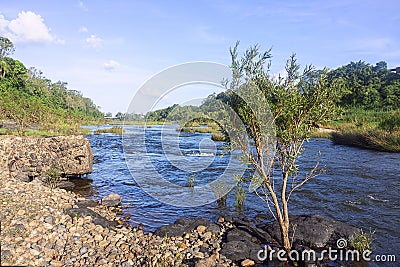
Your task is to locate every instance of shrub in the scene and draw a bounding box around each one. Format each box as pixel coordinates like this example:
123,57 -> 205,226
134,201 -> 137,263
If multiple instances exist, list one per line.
42,164 -> 62,189
349,229 -> 375,252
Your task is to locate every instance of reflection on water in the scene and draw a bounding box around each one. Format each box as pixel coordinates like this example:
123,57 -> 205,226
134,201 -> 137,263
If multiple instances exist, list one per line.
75,125 -> 399,262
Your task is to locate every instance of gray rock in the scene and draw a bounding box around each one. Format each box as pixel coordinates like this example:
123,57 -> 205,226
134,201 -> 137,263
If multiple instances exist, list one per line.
155,218 -> 221,237
80,246 -> 88,255
44,215 -> 54,224
14,171 -> 31,182
220,240 -> 263,262
65,207 -> 117,228
14,224 -> 25,231
57,181 -> 75,190
101,193 -> 121,207
259,214 -> 360,249
77,199 -> 99,208
233,219 -> 272,243
226,228 -> 253,242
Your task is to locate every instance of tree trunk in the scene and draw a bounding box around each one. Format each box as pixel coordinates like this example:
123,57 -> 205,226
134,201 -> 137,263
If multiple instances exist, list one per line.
280,221 -> 291,252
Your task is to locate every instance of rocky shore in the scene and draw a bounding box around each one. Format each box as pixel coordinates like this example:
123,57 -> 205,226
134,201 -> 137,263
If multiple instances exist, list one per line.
0,174 -> 238,266
1,172 -> 361,267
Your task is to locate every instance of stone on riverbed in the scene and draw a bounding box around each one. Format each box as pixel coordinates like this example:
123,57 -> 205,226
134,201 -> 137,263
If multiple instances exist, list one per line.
101,193 -> 121,207
65,207 -> 118,228
155,217 -> 221,237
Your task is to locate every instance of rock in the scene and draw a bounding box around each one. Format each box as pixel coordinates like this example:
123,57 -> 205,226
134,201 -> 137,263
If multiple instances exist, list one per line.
13,171 -> 31,182
226,228 -> 253,242
259,214 -> 360,249
17,209 -> 25,216
57,181 -> 75,190
155,218 -> 220,237
0,136 -> 93,178
76,199 -> 98,208
234,219 -> 272,243
218,217 -> 225,223
65,207 -> 117,228
195,254 -> 219,267
220,240 -> 263,262
44,215 -> 54,224
101,193 -> 121,207
196,225 -> 207,233
1,250 -> 11,258
50,260 -> 64,267
241,259 -> 255,267
99,240 -> 109,247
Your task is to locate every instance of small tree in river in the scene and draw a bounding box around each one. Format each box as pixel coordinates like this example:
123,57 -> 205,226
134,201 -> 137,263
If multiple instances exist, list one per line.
224,43 -> 342,252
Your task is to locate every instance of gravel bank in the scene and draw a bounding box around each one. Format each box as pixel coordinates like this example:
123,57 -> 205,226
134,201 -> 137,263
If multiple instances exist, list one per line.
0,175 -> 237,266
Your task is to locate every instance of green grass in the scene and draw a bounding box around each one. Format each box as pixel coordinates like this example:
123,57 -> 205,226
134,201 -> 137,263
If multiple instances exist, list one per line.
94,126 -> 124,134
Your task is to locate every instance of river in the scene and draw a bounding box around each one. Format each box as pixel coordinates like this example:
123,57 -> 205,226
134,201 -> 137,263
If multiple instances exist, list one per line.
76,124 -> 399,261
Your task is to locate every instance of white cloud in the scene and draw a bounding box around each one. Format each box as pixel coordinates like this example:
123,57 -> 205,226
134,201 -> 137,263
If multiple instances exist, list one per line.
78,1 -> 88,11
78,26 -> 88,33
0,11 -> 63,44
85,34 -> 103,48
0,15 -> 9,31
103,60 -> 120,71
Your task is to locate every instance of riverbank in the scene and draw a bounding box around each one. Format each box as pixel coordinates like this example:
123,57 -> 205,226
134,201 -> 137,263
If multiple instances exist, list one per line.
0,175 -> 237,266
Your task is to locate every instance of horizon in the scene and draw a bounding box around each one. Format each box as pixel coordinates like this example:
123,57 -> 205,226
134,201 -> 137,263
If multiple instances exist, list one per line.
1,0 -> 399,114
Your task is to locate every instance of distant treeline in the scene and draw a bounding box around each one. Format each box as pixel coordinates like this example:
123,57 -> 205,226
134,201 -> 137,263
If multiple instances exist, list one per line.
0,36 -> 103,135
137,60 -> 400,122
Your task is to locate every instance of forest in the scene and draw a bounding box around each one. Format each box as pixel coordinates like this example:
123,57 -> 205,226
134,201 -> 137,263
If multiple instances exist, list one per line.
0,36 -> 103,136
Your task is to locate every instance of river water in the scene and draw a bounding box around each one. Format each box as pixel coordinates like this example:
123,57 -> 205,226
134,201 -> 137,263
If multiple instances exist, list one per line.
77,125 -> 399,260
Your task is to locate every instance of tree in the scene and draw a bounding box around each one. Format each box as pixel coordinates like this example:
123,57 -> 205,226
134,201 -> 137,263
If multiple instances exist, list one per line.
224,43 -> 341,252
0,37 -> 15,78
0,37 -> 15,58
0,91 -> 46,135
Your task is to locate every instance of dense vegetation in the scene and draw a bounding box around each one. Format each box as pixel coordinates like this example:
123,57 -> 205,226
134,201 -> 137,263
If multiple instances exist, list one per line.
328,61 -> 400,109
130,58 -> 400,152
0,37 -> 103,136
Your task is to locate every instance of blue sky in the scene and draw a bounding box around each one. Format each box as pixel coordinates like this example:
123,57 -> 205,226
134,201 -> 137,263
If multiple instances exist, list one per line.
1,0 -> 399,114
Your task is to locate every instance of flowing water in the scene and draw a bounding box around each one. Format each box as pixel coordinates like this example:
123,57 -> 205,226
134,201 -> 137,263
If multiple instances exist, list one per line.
77,125 -> 399,261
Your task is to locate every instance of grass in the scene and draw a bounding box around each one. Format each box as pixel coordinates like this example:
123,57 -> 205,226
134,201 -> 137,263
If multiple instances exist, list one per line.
211,132 -> 229,141
94,126 -> 124,135
349,229 -> 375,252
332,128 -> 400,152
320,108 -> 400,152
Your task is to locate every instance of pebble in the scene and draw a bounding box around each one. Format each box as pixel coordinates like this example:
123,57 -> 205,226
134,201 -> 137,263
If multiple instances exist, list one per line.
197,225 -> 207,233
241,259 -> 255,267
0,175 -> 236,267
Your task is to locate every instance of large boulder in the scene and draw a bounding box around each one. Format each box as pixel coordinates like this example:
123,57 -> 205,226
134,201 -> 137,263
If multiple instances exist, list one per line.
258,214 -> 360,249
0,135 -> 93,180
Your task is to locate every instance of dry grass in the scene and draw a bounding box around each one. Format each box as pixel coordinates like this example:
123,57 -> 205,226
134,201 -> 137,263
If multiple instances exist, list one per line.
332,128 -> 400,152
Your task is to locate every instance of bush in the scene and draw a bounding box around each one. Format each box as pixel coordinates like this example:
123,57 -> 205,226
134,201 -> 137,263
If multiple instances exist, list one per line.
349,229 -> 375,252
41,164 -> 62,189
